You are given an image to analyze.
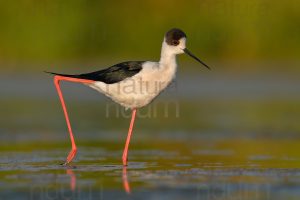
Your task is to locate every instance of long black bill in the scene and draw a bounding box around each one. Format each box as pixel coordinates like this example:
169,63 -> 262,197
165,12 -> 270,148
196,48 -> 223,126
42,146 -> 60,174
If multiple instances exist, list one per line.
183,48 -> 211,70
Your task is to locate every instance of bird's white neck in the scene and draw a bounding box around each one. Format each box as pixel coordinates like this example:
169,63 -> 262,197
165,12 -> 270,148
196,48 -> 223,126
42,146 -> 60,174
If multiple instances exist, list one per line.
159,42 -> 177,70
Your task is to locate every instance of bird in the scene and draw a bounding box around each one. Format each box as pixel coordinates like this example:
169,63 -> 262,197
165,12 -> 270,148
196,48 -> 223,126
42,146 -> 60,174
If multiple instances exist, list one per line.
46,28 -> 210,166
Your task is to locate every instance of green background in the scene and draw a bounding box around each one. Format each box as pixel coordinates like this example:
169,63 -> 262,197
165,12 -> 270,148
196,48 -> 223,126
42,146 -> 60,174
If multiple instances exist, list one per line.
0,0 -> 299,71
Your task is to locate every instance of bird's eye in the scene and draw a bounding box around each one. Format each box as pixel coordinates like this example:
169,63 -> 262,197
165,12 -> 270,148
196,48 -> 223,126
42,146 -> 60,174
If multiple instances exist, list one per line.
172,40 -> 179,46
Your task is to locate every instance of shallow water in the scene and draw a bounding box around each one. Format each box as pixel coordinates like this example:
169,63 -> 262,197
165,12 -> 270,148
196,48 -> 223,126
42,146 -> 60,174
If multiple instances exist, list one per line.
1,133 -> 300,200
1,73 -> 300,199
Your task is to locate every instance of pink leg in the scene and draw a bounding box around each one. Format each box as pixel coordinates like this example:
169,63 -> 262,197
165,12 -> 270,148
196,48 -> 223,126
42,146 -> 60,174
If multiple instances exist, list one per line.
122,109 -> 137,166
53,75 -> 94,165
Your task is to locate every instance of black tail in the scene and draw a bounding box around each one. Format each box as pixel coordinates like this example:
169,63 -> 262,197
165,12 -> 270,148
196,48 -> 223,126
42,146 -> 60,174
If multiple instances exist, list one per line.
44,71 -> 80,78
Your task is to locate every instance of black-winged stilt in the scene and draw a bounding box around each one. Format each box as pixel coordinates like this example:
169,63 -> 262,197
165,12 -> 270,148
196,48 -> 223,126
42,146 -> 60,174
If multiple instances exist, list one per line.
46,28 -> 210,166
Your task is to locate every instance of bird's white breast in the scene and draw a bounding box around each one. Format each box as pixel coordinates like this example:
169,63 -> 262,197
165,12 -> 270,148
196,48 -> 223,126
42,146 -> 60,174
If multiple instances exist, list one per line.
87,61 -> 177,109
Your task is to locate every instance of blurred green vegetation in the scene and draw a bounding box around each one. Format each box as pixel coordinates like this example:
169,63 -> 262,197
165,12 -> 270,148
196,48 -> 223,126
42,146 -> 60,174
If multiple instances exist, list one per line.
0,0 -> 299,71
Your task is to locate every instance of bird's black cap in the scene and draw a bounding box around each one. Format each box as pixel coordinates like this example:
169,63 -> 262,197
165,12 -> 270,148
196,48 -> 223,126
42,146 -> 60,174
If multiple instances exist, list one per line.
165,28 -> 187,46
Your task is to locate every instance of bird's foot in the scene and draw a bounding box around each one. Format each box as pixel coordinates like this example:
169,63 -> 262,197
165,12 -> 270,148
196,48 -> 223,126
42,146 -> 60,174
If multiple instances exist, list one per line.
62,148 -> 77,166
122,156 -> 128,166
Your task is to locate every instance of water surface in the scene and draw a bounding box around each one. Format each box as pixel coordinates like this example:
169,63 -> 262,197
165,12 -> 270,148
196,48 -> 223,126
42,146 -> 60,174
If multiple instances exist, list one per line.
1,73 -> 300,199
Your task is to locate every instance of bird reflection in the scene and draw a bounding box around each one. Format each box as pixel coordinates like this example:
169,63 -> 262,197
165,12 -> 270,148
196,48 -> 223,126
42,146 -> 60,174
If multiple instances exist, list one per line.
65,166 -> 131,194
122,166 -> 131,194
66,168 -> 76,191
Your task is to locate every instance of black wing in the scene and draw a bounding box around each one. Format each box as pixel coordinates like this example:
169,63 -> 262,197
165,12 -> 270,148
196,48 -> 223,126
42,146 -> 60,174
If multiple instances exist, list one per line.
46,61 -> 145,84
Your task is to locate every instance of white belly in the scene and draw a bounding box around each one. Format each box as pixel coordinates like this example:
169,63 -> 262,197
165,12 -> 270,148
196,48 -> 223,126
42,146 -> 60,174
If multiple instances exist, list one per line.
87,61 -> 177,109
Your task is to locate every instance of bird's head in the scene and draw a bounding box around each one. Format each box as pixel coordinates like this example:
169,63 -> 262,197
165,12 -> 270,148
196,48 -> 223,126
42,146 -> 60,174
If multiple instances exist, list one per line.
163,28 -> 210,70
